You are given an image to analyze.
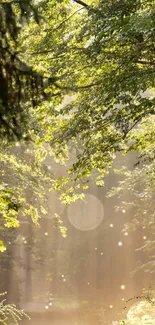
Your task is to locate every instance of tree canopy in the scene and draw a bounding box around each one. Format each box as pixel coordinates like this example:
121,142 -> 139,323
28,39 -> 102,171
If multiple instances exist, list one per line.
0,0 -> 155,268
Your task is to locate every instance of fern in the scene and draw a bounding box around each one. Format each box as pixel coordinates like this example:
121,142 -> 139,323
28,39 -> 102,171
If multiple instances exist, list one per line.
0,293 -> 29,325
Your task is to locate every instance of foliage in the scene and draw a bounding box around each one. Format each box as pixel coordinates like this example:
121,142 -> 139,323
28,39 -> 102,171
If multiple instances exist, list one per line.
108,115 -> 155,271
0,0 -> 75,249
1,0 -> 155,178
0,0 -> 42,140
0,4 -> 155,325
0,140 -> 68,250
15,0 -> 155,201
0,0 -> 155,253
0,292 -> 29,325
0,0 -> 70,140
0,145 -> 44,250
112,287 -> 155,325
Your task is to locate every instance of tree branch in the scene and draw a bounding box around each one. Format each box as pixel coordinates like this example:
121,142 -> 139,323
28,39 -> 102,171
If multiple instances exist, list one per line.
122,118 -> 141,139
73,0 -> 89,9
53,7 -> 83,31
137,60 -> 155,66
52,80 -> 100,92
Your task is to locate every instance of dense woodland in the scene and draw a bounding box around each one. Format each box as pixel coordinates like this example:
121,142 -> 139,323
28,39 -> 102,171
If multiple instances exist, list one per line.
0,0 -> 155,324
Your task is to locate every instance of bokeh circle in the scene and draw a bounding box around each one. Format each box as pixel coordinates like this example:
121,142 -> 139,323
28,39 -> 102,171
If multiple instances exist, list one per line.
67,194 -> 104,231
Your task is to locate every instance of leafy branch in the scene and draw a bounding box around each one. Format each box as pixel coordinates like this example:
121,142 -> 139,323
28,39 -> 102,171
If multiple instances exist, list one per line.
0,292 -> 29,325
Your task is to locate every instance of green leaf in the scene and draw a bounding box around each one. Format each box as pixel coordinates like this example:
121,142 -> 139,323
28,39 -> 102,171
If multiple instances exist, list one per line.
0,241 -> 6,253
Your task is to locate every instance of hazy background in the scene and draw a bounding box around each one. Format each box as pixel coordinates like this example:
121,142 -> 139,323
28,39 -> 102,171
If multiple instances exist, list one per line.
0,152 -> 154,325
